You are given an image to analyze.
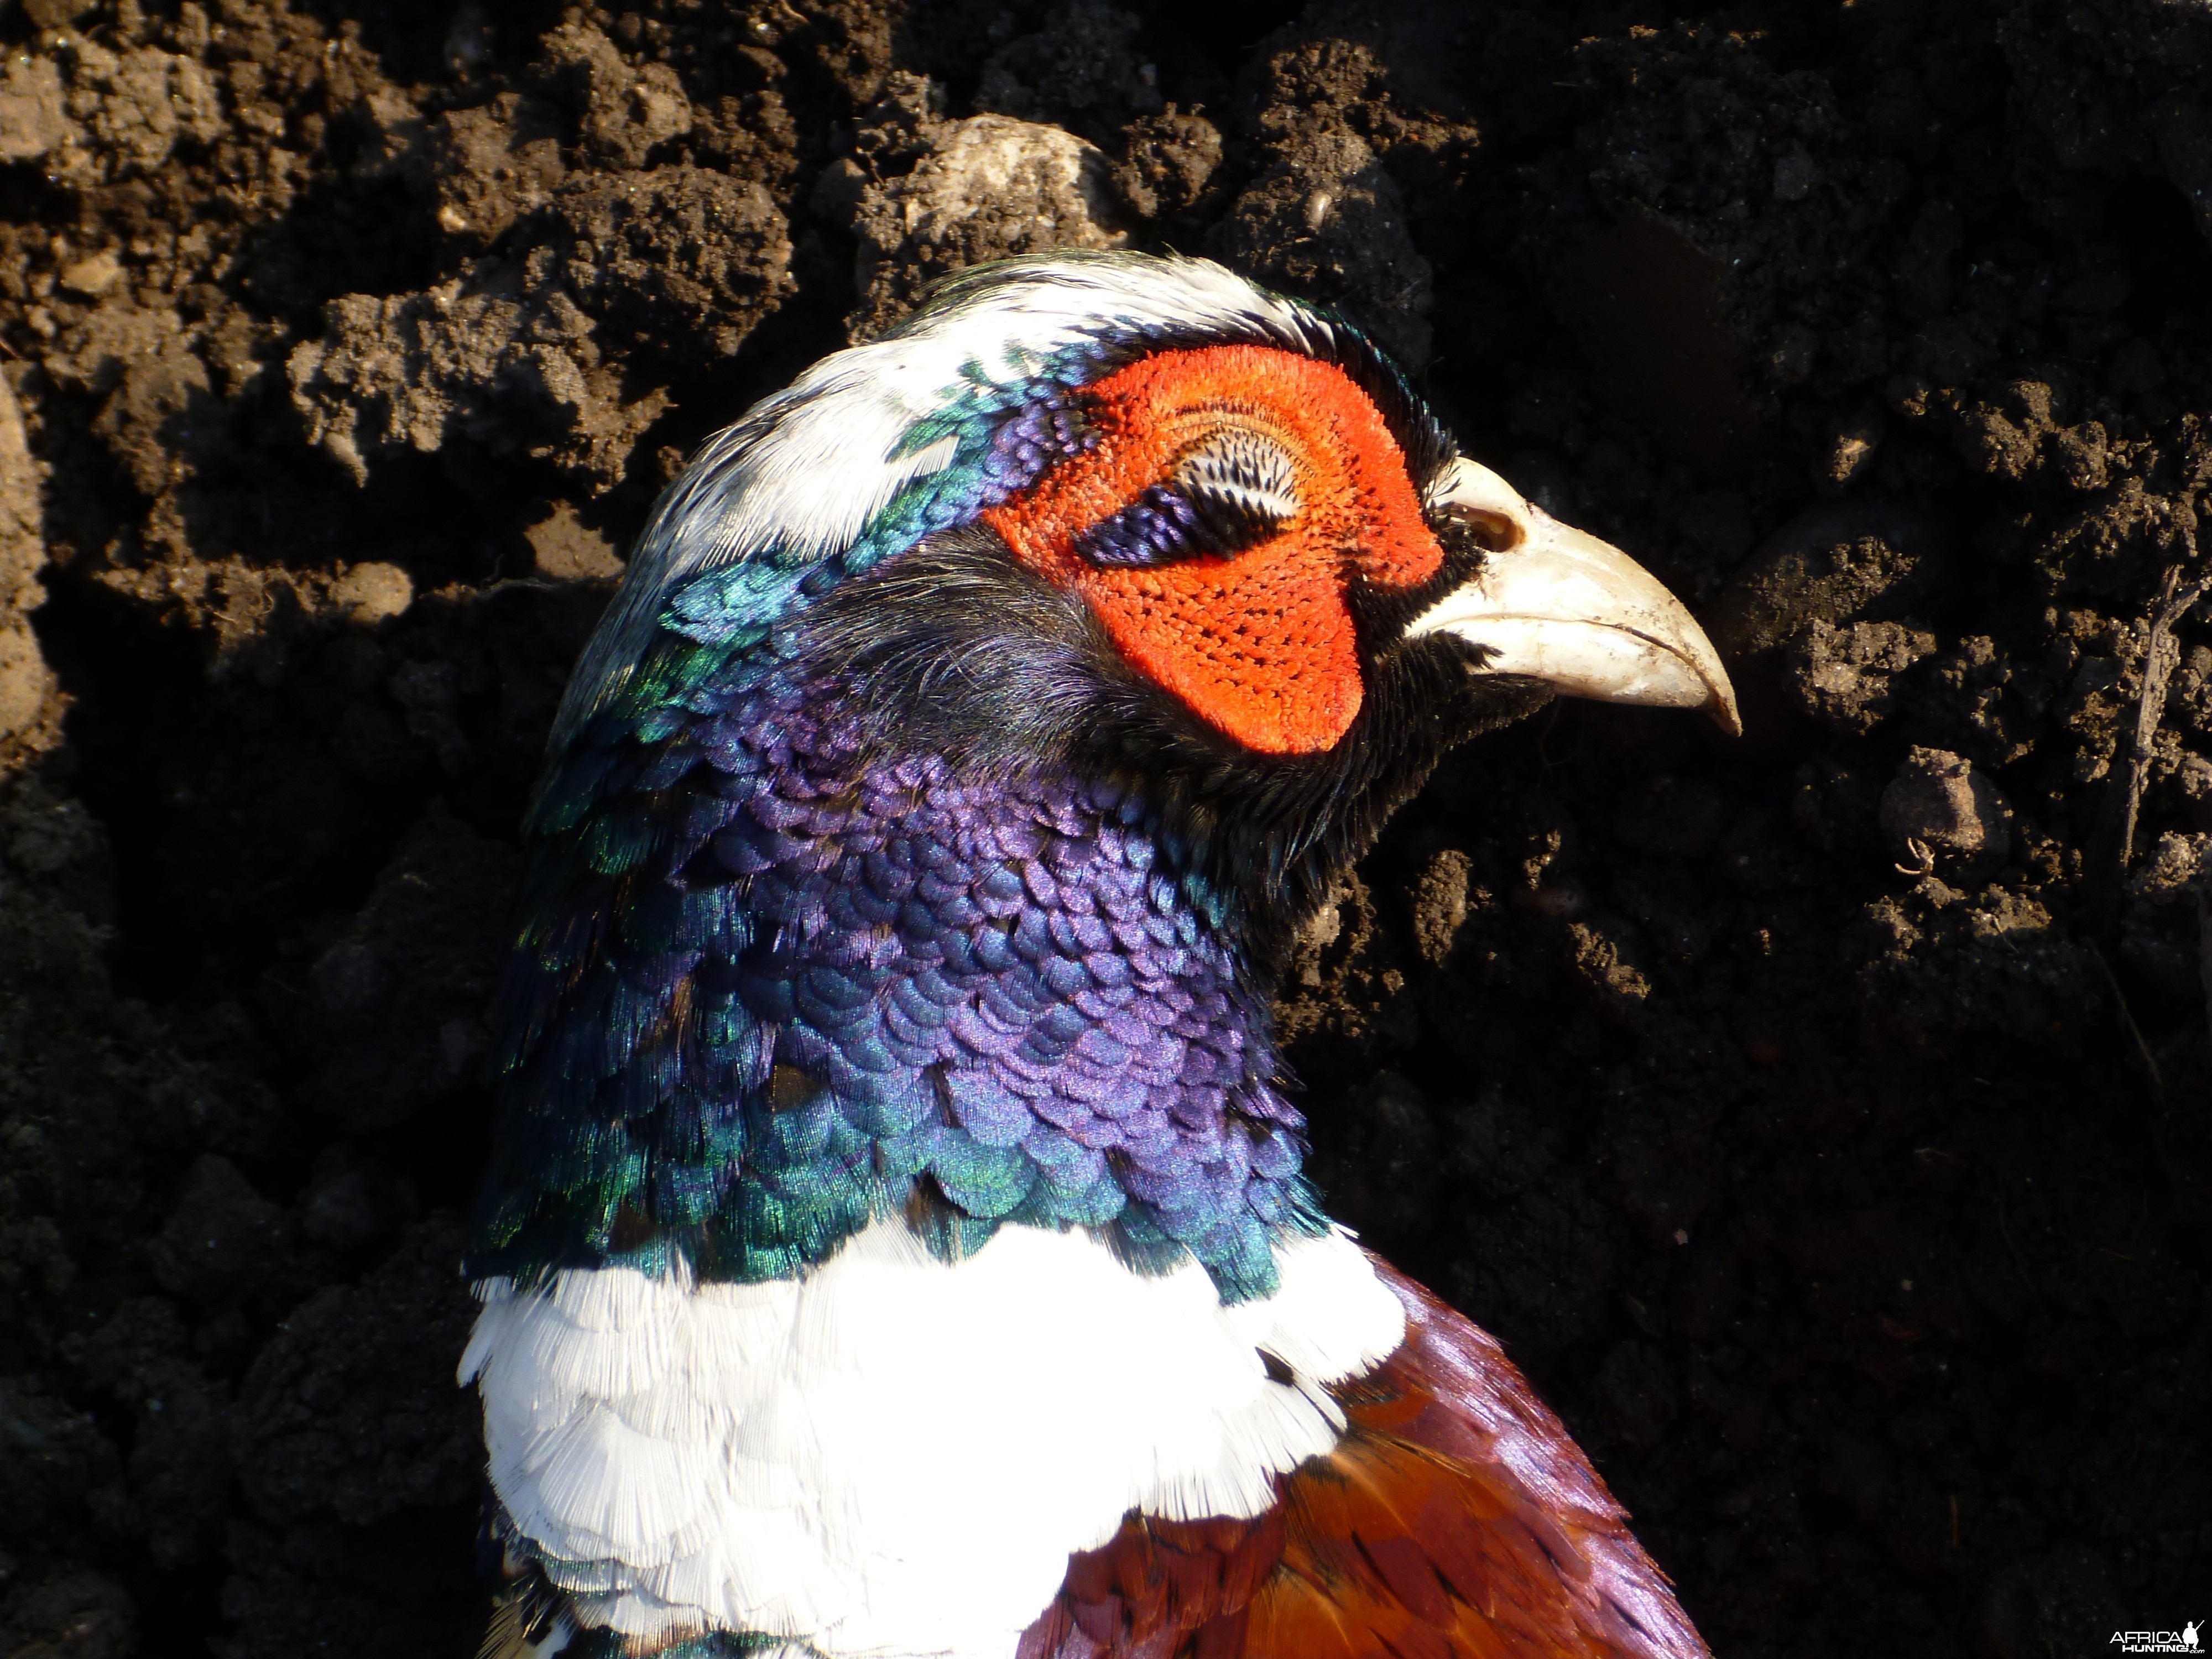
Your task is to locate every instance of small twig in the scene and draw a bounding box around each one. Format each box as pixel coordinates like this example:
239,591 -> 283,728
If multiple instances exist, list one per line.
2089,942 -> 2166,1105
1995,1197 -> 2041,1305
2087,502 -> 2211,936
2199,874 -> 2212,1053
1532,696 -> 1568,773
2087,942 -> 2184,1188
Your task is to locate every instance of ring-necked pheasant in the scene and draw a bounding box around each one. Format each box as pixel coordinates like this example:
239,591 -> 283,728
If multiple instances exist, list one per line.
462,251 -> 1738,1659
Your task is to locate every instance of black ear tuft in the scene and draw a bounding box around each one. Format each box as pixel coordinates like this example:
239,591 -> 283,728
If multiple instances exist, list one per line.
1073,484 -> 1219,568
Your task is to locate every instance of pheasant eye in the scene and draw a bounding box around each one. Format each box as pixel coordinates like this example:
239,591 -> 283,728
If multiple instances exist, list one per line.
1071,426 -> 1302,570
984,344 -> 1444,755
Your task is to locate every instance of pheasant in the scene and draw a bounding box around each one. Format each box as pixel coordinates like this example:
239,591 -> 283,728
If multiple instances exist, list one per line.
462,251 -> 1738,1659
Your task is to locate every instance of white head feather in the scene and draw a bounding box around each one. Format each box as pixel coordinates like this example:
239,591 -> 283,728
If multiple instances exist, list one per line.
554,252 -> 1329,747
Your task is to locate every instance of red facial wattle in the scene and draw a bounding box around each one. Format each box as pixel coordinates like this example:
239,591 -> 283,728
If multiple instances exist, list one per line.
980,346 -> 1444,756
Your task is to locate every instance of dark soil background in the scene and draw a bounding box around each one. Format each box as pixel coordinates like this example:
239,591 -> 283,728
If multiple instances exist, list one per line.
0,1 -> 2207,1655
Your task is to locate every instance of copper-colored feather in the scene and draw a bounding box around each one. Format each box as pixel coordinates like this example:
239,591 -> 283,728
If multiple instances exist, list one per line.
1019,1259 -> 1709,1659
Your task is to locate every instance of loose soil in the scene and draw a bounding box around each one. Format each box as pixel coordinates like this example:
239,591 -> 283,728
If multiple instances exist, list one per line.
0,2 -> 2206,1656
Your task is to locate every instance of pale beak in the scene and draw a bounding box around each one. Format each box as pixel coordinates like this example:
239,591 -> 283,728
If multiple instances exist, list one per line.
1408,458 -> 1741,736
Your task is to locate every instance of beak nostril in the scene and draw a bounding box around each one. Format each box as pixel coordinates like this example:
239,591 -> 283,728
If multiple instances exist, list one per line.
1445,508 -> 1525,553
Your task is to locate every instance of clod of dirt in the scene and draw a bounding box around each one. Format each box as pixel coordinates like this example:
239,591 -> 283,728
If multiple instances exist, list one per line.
0,56 -> 70,164
0,377 -> 56,751
229,1217 -> 478,1530
1408,847 -> 1472,965
1879,746 -> 2015,872
430,94 -> 569,254
0,1378 -> 122,1553
146,1157 -> 294,1308
1523,20 -> 1888,466
289,156 -> 795,494
1713,499 -> 1951,660
57,252 -> 122,301
544,166 -> 793,359
1112,109 -> 1227,232
64,1295 -> 232,1570
2117,830 -> 2210,1001
45,295 -> 216,502
2178,750 -> 2212,830
535,18 -> 694,171
287,17 -> 792,495
2035,471 -> 2203,599
1213,40 -> 1437,372
329,564 -> 414,627
1846,884 -> 2106,1055
1908,633 -> 2051,771
825,74 -> 1126,342
1785,619 -> 1939,735
290,805 -> 518,1134
1811,405 -> 1890,495
1319,1070 -> 1443,1240
2000,0 -> 2212,239
87,553 -> 425,687
0,1569 -> 135,1659
523,502 -> 624,582
43,30 -> 223,186
973,0 -> 1165,146
222,1217 -> 481,1659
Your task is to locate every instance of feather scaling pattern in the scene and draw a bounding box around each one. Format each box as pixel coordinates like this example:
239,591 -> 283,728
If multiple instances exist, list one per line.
474,661 -> 1329,1299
